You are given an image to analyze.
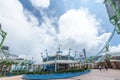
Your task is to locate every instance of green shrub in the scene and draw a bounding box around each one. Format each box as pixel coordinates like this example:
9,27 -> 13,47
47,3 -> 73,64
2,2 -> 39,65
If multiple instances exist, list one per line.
25,68 -> 89,75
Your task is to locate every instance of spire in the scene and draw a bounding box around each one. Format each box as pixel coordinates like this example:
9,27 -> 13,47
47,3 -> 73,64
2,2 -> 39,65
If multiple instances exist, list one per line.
40,53 -> 44,60
74,51 -> 77,60
45,49 -> 49,61
83,48 -> 86,59
45,49 -> 48,56
68,48 -> 71,55
56,44 -> 63,54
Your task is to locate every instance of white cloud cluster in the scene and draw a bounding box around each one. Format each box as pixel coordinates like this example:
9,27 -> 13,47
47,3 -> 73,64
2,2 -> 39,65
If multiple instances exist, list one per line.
80,0 -> 103,3
95,0 -> 103,3
0,0 -> 56,63
110,44 -> 120,52
30,0 -> 50,9
58,8 -> 111,56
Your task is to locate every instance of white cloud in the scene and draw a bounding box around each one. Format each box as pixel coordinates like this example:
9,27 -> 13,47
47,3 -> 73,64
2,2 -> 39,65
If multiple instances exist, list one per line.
0,0 -> 56,63
58,8 -> 111,56
110,44 -> 120,52
79,0 -> 103,3
95,0 -> 103,3
30,0 -> 50,9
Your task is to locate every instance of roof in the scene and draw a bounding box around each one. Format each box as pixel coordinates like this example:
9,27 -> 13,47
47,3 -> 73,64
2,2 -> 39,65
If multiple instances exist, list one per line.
48,53 -> 74,58
42,60 -> 78,65
43,53 -> 75,62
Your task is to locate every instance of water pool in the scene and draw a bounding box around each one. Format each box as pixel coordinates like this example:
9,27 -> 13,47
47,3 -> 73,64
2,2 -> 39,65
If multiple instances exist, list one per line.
22,70 -> 90,80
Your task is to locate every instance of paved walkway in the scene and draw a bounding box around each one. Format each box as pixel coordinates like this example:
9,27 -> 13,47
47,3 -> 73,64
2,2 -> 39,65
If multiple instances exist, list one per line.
58,69 -> 120,80
0,75 -> 23,80
0,69 -> 120,80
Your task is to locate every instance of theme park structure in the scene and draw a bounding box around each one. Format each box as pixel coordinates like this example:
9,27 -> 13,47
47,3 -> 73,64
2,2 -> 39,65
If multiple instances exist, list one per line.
105,0 -> 120,34
93,0 -> 120,69
0,24 -> 7,60
0,24 -> 34,76
40,45 -> 93,72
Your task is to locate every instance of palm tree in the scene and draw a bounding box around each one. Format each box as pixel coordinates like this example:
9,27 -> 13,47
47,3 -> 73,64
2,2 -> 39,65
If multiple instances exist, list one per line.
4,61 -> 11,75
28,63 -> 33,72
21,62 -> 25,71
0,62 -> 3,72
7,61 -> 14,73
0,61 -> 7,75
13,62 -> 19,75
0,61 -> 5,75
37,65 -> 41,72
0,61 -> 8,76
14,62 -> 18,71
19,62 -> 25,74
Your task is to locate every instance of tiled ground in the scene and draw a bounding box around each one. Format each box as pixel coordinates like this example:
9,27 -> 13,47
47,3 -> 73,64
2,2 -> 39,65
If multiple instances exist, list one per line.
58,69 -> 120,80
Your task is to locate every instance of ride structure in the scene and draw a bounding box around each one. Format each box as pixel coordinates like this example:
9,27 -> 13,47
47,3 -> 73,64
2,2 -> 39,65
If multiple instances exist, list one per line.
0,24 -> 7,49
104,0 -> 120,34
0,24 -> 7,60
94,0 -> 120,58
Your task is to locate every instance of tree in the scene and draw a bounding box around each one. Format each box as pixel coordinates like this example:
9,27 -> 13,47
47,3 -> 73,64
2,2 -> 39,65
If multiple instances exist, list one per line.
21,62 -> 25,70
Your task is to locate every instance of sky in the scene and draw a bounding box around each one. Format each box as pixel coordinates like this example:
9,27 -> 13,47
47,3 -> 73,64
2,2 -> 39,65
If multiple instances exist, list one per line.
0,0 -> 120,63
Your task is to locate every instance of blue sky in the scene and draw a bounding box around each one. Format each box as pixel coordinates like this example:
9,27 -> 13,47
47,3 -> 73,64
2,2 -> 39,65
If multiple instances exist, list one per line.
19,0 -> 120,46
20,0 -> 120,46
0,0 -> 120,63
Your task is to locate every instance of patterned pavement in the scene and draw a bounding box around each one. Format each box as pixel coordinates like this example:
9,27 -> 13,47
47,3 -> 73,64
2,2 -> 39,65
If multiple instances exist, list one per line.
57,69 -> 120,80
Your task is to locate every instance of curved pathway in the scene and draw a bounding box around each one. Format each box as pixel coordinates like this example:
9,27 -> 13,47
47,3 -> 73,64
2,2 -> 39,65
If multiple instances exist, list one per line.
58,69 -> 120,80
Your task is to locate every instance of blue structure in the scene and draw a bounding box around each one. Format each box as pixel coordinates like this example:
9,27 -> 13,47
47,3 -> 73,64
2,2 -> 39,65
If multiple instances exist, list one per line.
41,45 -> 78,72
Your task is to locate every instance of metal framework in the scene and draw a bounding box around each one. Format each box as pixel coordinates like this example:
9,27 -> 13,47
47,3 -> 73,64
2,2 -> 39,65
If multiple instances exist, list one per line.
0,24 -> 7,60
104,0 -> 120,34
94,0 -> 120,60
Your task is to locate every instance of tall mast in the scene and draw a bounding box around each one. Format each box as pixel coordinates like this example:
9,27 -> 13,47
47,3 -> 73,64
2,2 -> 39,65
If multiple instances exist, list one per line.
45,49 -> 49,61
68,48 -> 71,60
56,44 -> 63,54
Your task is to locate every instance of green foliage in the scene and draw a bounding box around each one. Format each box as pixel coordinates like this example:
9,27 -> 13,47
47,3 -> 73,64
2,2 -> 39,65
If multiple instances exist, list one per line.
11,70 -> 26,75
0,74 -> 7,77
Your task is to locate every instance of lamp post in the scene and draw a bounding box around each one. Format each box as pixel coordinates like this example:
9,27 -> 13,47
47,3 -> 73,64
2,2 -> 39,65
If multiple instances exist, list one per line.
104,0 -> 120,34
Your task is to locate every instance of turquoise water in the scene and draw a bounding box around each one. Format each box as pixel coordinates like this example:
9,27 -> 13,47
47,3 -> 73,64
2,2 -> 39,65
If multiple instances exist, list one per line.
22,70 -> 90,80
